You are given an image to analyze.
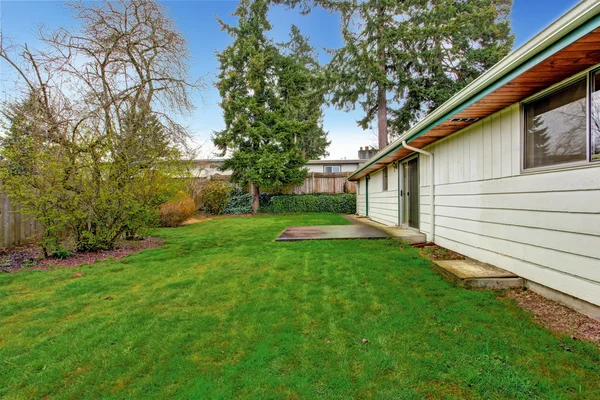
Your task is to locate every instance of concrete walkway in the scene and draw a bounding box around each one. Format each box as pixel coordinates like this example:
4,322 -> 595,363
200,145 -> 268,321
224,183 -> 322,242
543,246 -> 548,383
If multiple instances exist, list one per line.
343,215 -> 427,244
276,224 -> 388,241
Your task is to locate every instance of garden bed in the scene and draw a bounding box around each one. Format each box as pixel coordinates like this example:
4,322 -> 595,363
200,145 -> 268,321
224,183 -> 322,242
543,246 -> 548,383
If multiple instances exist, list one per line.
0,237 -> 163,272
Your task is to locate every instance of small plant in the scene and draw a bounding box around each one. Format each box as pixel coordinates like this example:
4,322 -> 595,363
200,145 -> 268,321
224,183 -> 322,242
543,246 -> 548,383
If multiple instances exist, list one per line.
203,180 -> 232,215
160,192 -> 196,227
51,247 -> 73,259
21,259 -> 38,269
223,189 -> 253,214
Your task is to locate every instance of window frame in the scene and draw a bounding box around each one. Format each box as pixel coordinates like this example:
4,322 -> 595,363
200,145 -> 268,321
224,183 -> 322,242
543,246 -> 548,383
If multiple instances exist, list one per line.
521,66 -> 600,173
324,165 -> 341,173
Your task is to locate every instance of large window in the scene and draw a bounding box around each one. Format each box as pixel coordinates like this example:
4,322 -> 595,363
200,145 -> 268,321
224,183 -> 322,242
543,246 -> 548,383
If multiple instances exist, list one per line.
324,165 -> 341,173
524,79 -> 587,169
524,69 -> 600,170
591,71 -> 600,160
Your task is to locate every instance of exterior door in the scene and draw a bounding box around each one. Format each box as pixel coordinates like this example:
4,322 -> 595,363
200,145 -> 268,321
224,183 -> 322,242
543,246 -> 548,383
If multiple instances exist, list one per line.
401,157 -> 419,229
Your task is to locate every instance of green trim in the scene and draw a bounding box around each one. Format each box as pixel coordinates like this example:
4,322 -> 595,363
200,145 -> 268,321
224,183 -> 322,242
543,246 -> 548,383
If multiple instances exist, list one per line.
349,14 -> 600,180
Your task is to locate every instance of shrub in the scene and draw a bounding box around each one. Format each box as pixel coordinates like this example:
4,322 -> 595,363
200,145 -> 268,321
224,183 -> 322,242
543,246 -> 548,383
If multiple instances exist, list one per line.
203,180 -> 232,215
223,189 -> 253,214
160,193 -> 195,227
261,193 -> 356,214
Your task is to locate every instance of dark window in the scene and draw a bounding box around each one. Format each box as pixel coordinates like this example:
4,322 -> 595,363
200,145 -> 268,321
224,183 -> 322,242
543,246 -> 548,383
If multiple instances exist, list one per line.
382,166 -> 388,191
524,79 -> 587,169
324,166 -> 341,173
591,72 -> 600,161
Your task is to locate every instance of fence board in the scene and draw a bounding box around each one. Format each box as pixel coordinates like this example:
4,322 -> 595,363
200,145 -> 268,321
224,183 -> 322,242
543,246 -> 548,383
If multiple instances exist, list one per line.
0,192 -> 42,250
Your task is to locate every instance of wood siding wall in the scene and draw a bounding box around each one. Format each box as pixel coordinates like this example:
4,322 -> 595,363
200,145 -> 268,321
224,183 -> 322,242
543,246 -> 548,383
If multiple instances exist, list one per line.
1,193 -> 42,250
424,104 -> 600,306
357,167 -> 399,226
354,103 -> 600,306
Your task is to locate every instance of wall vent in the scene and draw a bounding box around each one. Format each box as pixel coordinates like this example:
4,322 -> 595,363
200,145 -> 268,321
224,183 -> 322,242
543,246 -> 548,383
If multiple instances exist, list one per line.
449,117 -> 480,122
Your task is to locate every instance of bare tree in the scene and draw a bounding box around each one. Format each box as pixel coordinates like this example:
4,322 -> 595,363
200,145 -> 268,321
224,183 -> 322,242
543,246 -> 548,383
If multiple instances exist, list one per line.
0,0 -> 203,253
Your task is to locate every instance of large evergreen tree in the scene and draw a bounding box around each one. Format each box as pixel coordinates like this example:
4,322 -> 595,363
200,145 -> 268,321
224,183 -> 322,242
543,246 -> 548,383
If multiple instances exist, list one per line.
214,0 -> 328,212
280,0 -> 514,150
279,25 -> 331,160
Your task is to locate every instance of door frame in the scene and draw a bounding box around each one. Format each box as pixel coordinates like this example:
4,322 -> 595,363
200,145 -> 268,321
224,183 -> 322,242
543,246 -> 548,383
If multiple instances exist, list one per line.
398,154 -> 420,230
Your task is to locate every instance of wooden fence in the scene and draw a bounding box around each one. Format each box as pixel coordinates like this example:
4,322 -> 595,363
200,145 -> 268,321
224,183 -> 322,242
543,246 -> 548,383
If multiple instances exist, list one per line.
1,193 -> 42,251
191,172 -> 355,209
291,172 -> 356,194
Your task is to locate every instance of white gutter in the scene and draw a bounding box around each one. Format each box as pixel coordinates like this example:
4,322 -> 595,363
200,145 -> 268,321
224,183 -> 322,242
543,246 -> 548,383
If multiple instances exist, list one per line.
402,140 -> 434,243
350,0 -> 600,180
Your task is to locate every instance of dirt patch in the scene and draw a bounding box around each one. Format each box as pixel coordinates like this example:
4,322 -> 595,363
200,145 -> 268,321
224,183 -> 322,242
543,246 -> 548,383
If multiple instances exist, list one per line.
182,212 -> 255,225
418,244 -> 466,261
505,288 -> 600,346
1,237 -> 163,273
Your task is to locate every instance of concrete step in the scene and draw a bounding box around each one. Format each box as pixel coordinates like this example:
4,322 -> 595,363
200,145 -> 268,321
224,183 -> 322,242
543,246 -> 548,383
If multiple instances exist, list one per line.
432,259 -> 523,289
343,215 -> 427,244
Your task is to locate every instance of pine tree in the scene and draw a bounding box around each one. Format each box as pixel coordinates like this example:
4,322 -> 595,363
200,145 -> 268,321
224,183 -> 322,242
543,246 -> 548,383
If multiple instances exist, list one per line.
528,114 -> 551,167
278,25 -> 331,160
214,0 -> 328,212
279,0 -> 514,150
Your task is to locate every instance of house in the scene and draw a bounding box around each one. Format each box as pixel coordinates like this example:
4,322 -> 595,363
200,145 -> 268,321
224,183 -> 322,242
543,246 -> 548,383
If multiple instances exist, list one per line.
306,159 -> 362,173
306,146 -> 377,173
348,0 -> 600,316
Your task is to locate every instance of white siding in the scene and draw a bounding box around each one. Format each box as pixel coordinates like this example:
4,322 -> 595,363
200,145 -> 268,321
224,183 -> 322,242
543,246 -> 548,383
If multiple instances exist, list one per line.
341,164 -> 359,173
356,167 -> 399,225
357,178 -> 366,216
368,167 -> 399,226
306,163 -> 359,173
423,103 -> 600,306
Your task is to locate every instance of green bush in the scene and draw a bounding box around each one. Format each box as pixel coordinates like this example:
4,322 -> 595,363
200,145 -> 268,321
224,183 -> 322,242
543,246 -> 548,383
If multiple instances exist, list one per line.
203,180 -> 232,215
261,193 -> 356,214
224,189 -> 253,214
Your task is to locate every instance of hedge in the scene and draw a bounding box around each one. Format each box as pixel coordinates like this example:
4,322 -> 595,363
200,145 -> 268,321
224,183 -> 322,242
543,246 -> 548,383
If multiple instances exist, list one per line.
260,193 -> 356,214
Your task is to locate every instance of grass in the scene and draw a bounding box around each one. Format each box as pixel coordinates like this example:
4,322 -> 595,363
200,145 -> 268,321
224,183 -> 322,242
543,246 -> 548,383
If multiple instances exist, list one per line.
0,213 -> 599,399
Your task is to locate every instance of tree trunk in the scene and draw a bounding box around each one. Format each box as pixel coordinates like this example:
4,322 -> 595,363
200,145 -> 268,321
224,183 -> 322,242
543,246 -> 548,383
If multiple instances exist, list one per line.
377,84 -> 388,150
377,6 -> 388,151
250,182 -> 260,214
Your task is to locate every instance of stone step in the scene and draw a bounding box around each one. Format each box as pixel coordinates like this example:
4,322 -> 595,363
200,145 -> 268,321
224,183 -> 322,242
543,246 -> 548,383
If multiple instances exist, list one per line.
432,259 -> 524,290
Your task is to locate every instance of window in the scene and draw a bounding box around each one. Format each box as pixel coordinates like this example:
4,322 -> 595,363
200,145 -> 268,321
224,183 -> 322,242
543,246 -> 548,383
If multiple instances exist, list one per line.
382,166 -> 388,191
324,165 -> 341,173
591,71 -> 600,160
524,79 -> 587,169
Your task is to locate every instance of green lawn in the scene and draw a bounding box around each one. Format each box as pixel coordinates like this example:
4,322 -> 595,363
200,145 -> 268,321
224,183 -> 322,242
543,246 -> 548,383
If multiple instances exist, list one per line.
1,214 -> 599,399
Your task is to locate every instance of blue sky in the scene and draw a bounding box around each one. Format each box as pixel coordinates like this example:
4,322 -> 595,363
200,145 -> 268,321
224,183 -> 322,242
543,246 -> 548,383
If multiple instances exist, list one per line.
0,0 -> 581,159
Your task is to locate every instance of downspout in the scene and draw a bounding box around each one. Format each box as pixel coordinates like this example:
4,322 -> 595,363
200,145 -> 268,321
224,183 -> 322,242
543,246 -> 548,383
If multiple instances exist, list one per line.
365,175 -> 370,217
402,141 -> 435,243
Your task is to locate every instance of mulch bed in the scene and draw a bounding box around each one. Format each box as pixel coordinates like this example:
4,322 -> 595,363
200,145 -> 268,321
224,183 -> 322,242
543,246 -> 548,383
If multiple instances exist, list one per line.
418,244 -> 466,261
0,237 -> 163,273
505,288 -> 600,346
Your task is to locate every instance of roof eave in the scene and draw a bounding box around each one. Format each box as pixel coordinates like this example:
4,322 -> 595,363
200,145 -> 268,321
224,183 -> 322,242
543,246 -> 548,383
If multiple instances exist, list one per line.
348,0 -> 600,181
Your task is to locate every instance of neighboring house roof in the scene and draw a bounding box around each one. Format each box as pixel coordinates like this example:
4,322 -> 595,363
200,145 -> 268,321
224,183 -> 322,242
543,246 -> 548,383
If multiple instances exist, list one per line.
348,0 -> 600,181
306,159 -> 362,165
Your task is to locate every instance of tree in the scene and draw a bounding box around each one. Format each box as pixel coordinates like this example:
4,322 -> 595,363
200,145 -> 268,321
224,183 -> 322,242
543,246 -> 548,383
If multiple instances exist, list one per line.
0,0 -> 201,253
279,0 -> 514,150
279,25 -> 331,160
527,114 -> 551,167
214,0 -> 328,213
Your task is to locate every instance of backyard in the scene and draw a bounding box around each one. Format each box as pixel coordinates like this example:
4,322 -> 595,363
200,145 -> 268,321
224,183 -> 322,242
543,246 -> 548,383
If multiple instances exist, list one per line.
1,214 -> 599,399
